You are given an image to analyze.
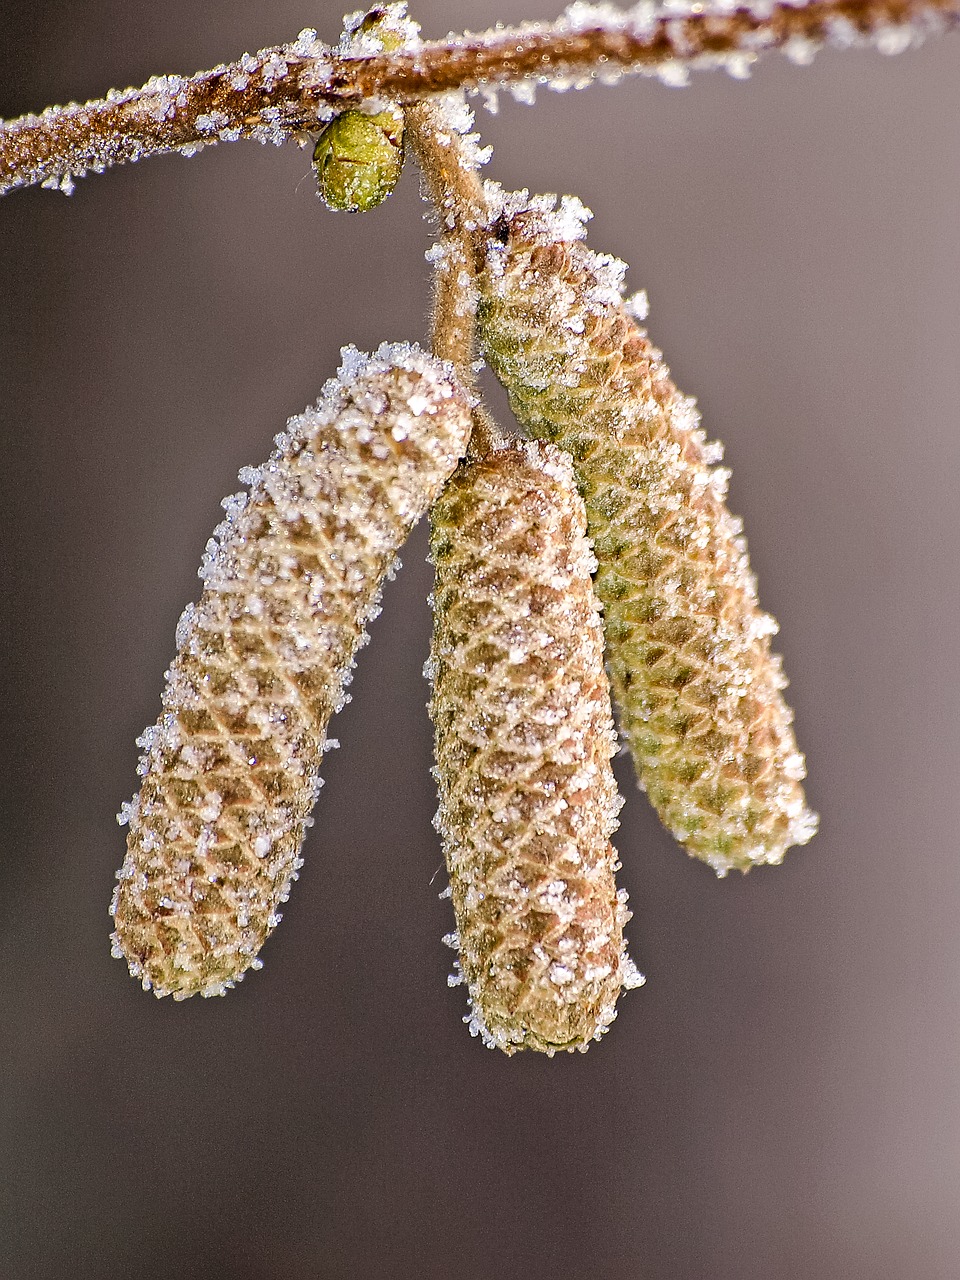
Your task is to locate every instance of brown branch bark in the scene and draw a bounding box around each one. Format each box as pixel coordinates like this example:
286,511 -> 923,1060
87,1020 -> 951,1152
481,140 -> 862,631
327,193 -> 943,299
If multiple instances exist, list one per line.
2,0 -> 958,197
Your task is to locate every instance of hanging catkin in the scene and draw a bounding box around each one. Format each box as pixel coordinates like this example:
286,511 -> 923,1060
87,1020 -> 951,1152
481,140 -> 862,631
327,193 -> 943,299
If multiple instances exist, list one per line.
112,344 -> 472,998
478,192 -> 817,876
429,440 -> 642,1054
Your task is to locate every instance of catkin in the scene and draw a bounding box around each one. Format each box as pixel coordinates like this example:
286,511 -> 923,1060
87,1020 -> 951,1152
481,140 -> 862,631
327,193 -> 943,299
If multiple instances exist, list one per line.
112,343 -> 472,997
429,440 -> 641,1054
478,193 -> 818,875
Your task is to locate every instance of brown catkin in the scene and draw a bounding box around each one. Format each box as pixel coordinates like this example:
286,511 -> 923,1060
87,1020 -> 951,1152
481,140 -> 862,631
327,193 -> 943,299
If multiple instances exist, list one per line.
429,440 -> 642,1054
478,192 -> 818,875
111,344 -> 472,998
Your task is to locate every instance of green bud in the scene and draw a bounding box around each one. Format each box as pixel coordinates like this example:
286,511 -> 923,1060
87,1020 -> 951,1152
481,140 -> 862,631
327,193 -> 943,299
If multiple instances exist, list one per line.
354,6 -> 409,50
312,105 -> 405,213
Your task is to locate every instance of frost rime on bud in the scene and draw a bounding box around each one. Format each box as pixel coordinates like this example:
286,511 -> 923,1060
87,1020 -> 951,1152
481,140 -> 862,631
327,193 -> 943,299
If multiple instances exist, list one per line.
478,197 -> 818,875
112,344 -> 472,997
429,441 -> 640,1054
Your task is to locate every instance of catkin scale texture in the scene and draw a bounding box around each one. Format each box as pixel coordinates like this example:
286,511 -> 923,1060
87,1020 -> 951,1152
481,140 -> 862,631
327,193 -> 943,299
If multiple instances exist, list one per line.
112,345 -> 471,997
478,196 -> 817,875
429,441 -> 639,1054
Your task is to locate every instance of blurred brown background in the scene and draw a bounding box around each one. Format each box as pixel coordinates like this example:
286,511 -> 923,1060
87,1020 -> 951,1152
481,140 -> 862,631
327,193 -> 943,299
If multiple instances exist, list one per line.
2,2 -> 959,1277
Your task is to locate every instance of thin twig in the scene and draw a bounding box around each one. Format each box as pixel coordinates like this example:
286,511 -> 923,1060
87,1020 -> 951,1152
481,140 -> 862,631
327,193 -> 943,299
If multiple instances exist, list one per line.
404,100 -> 485,368
3,0 -> 957,196
405,100 -> 498,457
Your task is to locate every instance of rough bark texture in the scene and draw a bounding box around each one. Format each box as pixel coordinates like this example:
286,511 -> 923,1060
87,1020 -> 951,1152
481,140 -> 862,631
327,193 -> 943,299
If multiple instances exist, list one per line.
429,441 -> 641,1054
478,196 -> 817,875
112,345 -> 472,997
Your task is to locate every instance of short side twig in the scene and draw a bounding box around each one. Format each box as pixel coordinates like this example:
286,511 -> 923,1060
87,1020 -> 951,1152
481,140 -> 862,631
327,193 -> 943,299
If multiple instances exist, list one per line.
405,100 -> 498,457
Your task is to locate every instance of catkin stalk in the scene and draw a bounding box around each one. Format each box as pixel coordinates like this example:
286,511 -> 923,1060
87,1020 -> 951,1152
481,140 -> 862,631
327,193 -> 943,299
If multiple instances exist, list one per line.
429,440 -> 642,1054
478,194 -> 817,875
112,344 -> 472,997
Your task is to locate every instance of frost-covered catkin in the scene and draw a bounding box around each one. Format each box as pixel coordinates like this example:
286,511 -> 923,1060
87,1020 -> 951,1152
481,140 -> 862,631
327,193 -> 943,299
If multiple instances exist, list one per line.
478,194 -> 818,875
429,441 -> 641,1054
112,344 -> 472,997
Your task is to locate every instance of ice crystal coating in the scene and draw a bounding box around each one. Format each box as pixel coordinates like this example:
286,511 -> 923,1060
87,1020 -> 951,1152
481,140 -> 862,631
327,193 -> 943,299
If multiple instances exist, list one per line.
429,441 -> 641,1054
112,344 -> 472,997
3,1 -> 954,198
478,197 -> 818,875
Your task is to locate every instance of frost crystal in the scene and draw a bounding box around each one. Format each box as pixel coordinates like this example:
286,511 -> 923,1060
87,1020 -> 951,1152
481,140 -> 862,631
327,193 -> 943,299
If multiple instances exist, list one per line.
429,92 -> 494,173
111,345 -> 472,997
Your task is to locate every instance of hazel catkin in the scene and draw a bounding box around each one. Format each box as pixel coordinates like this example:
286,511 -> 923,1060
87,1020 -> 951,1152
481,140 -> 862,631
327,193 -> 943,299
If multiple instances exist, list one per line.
429,440 -> 642,1054
478,192 -> 818,875
111,343 -> 472,997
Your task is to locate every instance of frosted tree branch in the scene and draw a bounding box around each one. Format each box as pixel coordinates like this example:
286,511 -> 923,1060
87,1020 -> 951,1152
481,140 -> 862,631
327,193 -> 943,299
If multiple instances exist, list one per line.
2,0 -> 957,197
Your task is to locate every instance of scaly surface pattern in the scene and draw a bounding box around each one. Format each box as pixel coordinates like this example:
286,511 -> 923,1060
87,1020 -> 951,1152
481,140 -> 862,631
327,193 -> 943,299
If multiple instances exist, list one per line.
478,192 -> 817,874
429,441 -> 641,1054
112,344 -> 472,997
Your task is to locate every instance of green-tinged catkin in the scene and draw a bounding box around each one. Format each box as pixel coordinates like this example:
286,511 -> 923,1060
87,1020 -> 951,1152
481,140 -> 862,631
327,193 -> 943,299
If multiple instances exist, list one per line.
429,440 -> 642,1054
111,343 -> 472,997
478,192 -> 818,875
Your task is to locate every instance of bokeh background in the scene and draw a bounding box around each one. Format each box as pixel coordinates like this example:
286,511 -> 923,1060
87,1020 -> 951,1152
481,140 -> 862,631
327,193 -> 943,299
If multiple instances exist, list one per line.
2,2 -> 959,1276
